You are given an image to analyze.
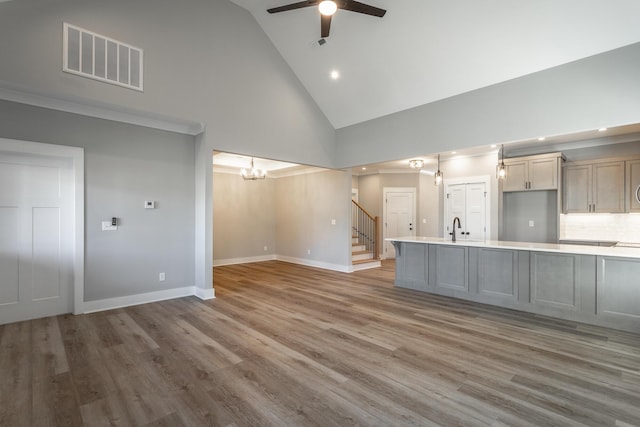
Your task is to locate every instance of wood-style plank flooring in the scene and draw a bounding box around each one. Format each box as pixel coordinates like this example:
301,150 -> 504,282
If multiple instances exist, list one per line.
1,260 -> 640,426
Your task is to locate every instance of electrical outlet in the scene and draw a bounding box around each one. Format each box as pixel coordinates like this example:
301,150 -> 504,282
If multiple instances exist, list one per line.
307,249 -> 311,255
159,272 -> 165,282
529,220 -> 535,227
331,219 -> 336,225
263,246 -> 268,251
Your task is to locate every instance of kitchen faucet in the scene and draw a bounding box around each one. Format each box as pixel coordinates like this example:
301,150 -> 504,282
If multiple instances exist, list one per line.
450,217 -> 462,242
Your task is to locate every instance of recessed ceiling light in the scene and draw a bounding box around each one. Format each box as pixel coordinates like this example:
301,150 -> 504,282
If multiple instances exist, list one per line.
451,151 -> 457,154
538,137 -> 546,141
361,167 -> 366,170
598,127 -> 608,132
330,70 -> 340,80
490,144 -> 497,148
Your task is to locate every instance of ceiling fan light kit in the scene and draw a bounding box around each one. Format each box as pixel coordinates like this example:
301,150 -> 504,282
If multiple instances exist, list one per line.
318,1 -> 337,16
267,0 -> 386,38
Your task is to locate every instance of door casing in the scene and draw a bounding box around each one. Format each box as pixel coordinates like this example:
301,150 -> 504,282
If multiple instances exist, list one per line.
0,138 -> 84,320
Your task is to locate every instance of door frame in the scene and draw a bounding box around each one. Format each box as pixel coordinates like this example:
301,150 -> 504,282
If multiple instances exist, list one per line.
383,187 -> 416,258
0,138 -> 85,315
443,175 -> 491,240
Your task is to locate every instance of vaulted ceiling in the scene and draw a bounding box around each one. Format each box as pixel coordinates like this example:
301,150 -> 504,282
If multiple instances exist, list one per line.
231,0 -> 640,129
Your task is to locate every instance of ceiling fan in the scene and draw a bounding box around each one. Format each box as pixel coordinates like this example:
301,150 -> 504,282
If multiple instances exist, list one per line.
267,0 -> 386,38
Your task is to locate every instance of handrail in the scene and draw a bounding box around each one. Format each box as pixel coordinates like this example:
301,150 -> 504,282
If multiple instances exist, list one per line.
351,200 -> 380,261
352,199 -> 376,221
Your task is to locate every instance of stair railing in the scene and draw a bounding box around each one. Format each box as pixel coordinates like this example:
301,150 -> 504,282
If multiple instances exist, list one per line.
351,200 -> 380,260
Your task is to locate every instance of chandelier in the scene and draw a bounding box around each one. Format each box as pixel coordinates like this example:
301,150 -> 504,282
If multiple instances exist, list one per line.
241,158 -> 266,180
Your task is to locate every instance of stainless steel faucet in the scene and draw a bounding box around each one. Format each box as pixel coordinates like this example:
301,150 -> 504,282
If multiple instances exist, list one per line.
450,216 -> 462,242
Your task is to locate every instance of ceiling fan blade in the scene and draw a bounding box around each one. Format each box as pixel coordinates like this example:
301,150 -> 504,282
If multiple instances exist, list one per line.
267,0 -> 320,14
320,14 -> 332,37
340,0 -> 386,17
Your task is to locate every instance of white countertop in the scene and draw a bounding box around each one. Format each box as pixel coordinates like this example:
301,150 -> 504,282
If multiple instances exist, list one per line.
386,236 -> 640,259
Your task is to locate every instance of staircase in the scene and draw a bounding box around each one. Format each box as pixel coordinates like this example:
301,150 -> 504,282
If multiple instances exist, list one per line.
352,200 -> 381,270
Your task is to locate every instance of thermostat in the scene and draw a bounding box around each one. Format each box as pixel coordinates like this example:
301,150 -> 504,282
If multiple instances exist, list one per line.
145,201 -> 155,209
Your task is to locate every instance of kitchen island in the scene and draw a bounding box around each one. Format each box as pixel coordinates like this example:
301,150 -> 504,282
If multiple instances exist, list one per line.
387,237 -> 640,333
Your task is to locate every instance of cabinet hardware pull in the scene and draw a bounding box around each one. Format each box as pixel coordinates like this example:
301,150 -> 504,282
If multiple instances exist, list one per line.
636,185 -> 640,205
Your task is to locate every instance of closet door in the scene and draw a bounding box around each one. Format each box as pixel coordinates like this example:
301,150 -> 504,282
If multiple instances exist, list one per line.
444,182 -> 487,242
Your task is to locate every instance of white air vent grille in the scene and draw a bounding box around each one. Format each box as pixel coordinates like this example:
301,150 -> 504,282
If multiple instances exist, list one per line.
63,23 -> 143,91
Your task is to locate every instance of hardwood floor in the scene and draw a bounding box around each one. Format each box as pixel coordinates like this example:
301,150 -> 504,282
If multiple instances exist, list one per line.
1,260 -> 640,426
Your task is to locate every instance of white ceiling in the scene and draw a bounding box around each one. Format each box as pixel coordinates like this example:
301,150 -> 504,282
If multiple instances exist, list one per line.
230,0 -> 640,129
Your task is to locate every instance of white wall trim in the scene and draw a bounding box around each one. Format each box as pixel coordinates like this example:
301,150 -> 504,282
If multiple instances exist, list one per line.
275,255 -> 351,273
82,286 -> 199,314
213,254 -> 277,267
195,287 -> 216,300
0,138 -> 85,317
0,82 -> 204,135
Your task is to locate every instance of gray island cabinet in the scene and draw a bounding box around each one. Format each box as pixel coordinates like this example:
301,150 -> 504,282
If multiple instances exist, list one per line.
389,237 -> 640,333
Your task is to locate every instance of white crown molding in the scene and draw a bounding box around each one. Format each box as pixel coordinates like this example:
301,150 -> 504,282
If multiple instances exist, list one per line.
0,81 -> 204,135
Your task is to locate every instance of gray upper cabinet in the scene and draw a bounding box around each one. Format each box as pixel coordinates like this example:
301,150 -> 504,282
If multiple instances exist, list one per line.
563,160 -> 625,213
502,154 -> 560,192
627,159 -> 640,212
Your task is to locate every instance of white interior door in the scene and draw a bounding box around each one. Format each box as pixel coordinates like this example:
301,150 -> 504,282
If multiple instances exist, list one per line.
444,180 -> 487,242
0,152 -> 74,324
465,183 -> 486,241
383,188 -> 416,258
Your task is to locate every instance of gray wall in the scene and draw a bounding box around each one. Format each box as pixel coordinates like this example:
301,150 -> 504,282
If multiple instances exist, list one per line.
276,170 -> 351,267
3,0 -> 640,295
0,100 -> 195,301
335,43 -> 640,168
0,0 -> 335,167
503,191 -> 558,243
212,169 -> 351,269
0,0 -> 336,293
213,172 -> 276,261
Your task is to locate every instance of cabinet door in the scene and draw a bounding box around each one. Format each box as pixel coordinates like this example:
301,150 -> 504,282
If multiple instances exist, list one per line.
593,161 -> 624,213
626,160 -> 640,212
529,158 -> 558,190
502,161 -> 528,192
564,165 -> 591,213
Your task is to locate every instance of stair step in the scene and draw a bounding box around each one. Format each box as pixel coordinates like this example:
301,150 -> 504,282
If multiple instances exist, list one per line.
352,258 -> 381,267
352,244 -> 366,252
352,251 -> 374,261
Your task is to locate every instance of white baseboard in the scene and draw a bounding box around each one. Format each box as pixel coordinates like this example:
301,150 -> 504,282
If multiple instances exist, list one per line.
81,286 -> 198,314
195,287 -> 215,300
213,254 -> 276,267
276,255 -> 352,273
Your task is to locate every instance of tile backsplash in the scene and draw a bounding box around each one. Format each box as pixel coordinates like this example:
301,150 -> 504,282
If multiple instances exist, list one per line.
560,214 -> 640,243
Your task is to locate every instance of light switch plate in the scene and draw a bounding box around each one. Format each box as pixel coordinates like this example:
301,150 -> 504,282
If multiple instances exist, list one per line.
102,221 -> 117,231
529,220 -> 535,227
